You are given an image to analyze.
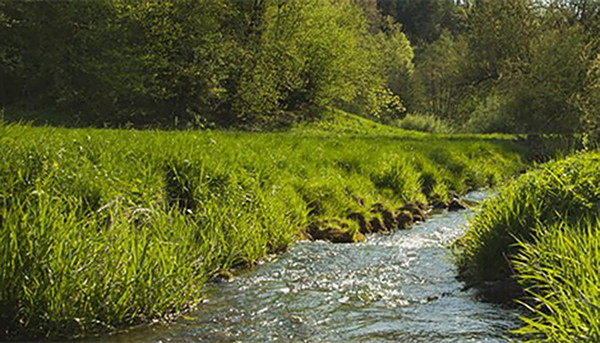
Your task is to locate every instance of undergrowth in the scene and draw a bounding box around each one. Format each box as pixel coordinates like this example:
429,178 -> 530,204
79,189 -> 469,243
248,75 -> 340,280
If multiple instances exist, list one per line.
0,114 -> 524,339
392,113 -> 454,134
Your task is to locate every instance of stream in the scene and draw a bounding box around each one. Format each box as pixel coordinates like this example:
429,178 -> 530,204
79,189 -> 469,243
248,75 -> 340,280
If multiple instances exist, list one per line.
87,191 -> 520,343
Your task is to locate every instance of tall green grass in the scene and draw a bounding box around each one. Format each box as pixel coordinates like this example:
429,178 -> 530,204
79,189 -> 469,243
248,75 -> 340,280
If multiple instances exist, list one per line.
513,220 -> 600,342
0,116 -> 524,339
457,151 -> 600,283
456,151 -> 600,341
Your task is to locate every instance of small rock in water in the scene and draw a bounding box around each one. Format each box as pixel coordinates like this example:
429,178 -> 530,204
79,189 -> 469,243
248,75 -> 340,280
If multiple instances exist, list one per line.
477,279 -> 524,303
214,269 -> 234,283
369,216 -> 385,233
307,219 -> 365,243
448,199 -> 468,211
396,210 -> 414,230
426,295 -> 439,302
381,209 -> 396,231
431,199 -> 449,210
399,203 -> 427,222
347,211 -> 369,234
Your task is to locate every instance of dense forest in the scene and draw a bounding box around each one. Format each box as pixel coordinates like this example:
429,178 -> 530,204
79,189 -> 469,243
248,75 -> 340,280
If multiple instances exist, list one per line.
1,0 -> 600,139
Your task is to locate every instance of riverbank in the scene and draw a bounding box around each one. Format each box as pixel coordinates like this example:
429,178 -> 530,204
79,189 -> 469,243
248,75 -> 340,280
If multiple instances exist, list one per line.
456,150 -> 600,341
79,191 -> 519,343
0,113 -> 525,339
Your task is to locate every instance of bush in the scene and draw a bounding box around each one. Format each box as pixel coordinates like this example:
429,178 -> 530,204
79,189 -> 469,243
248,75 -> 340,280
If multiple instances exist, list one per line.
462,92 -> 513,133
392,113 -> 454,133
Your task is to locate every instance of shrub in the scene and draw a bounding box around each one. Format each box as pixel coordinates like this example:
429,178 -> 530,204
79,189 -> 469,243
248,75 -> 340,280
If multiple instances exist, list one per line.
392,113 -> 454,133
462,92 -> 513,133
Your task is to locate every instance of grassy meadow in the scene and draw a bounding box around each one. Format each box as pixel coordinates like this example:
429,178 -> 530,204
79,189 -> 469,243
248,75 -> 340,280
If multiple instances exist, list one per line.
457,151 -> 600,341
0,111 -> 526,339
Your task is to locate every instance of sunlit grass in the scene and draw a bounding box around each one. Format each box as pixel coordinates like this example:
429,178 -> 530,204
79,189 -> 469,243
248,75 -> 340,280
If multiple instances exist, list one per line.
456,150 -> 600,341
513,220 -> 600,342
0,114 -> 525,339
457,151 -> 600,283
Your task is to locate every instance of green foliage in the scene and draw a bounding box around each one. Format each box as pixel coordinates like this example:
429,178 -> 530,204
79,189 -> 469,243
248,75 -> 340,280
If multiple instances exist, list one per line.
292,109 -> 419,136
106,0 -> 232,126
402,0 -> 600,136
3,0 -> 600,135
457,150 -> 600,340
0,0 -> 232,127
0,1 -> 114,116
335,11 -> 415,122
372,155 -> 424,203
547,0 -> 600,37
577,52 -> 600,147
409,32 -> 469,119
0,0 -> 414,129
465,0 -> 539,85
462,91 -> 513,133
0,118 -> 524,339
392,113 -> 454,133
457,151 -> 600,284
503,24 -> 592,134
513,220 -> 600,342
231,0 -> 384,127
369,18 -> 414,119
377,0 -> 465,45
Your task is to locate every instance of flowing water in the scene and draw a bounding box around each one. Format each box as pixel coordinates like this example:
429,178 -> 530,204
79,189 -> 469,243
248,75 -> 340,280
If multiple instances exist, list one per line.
88,191 -> 520,343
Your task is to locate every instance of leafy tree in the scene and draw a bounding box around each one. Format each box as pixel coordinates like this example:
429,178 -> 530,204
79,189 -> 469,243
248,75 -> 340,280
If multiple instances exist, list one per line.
503,24 -> 592,134
546,0 -> 600,36
0,0 -> 234,127
101,0 -> 234,127
0,0 -> 412,129
576,52 -> 600,146
0,1 -> 114,117
226,0 -> 395,128
376,17 -> 415,107
464,0 -> 539,88
377,0 -> 465,45
409,32 -> 468,119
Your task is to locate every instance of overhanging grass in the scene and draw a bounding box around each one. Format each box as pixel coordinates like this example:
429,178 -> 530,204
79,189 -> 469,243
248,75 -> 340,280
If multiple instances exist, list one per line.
456,151 -> 600,283
513,220 -> 600,342
456,150 -> 600,341
0,117 -> 524,339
